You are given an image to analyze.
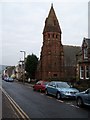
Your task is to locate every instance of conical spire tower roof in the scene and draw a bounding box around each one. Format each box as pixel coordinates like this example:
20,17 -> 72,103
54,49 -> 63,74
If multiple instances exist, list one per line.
43,4 -> 61,33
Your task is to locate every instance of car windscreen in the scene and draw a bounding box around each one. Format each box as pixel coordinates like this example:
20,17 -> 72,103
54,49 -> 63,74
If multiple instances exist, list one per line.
56,82 -> 70,88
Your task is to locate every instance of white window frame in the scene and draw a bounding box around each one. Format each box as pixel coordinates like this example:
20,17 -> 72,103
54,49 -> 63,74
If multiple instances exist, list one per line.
84,48 -> 88,59
85,66 -> 89,79
80,66 -> 84,79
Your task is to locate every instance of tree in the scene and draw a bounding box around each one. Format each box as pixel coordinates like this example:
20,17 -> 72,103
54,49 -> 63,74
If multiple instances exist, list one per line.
25,54 -> 38,79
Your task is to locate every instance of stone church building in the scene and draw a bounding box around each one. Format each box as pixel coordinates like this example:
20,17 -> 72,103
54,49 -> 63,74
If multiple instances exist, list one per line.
36,4 -> 64,80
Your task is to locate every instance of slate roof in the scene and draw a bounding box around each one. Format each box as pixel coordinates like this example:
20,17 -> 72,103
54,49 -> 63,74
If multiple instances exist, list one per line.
83,37 -> 90,48
63,45 -> 81,66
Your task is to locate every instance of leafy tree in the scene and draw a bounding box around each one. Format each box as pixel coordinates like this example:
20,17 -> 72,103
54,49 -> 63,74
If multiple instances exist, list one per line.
25,54 -> 38,79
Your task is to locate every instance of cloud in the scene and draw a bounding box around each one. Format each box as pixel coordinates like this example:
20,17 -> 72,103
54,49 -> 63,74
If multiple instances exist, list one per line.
0,0 -> 89,3
1,1 -> 89,65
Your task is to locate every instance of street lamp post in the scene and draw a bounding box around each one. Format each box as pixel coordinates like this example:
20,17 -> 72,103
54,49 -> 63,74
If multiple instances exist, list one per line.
20,51 -> 26,83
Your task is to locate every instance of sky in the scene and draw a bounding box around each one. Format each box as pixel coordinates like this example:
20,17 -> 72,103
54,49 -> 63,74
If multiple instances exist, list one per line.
88,1 -> 90,38
0,0 -> 90,66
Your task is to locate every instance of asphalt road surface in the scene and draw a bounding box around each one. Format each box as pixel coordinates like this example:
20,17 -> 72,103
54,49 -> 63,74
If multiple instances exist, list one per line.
0,86 -> 28,119
2,92 -> 19,119
1,79 -> 90,119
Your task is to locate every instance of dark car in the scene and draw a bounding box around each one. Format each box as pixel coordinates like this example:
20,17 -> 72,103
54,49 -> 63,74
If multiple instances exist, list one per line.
45,81 -> 79,99
76,88 -> 90,107
4,77 -> 14,82
33,80 -> 49,92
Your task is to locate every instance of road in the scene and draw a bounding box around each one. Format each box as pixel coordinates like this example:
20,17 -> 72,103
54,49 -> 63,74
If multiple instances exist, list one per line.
1,79 -> 90,119
2,91 -> 20,119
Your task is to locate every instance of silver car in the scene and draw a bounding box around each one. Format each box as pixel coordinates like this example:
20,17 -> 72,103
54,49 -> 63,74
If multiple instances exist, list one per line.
76,88 -> 90,107
45,81 -> 79,99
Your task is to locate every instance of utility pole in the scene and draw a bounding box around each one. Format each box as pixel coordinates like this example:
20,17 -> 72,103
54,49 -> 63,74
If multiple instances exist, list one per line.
20,51 -> 26,83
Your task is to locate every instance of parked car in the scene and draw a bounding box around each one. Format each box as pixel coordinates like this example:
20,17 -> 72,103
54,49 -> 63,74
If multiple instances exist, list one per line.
33,80 -> 49,92
2,74 -> 4,80
76,88 -> 90,107
2,75 -> 8,80
4,77 -> 9,81
45,81 -> 79,99
4,77 -> 14,82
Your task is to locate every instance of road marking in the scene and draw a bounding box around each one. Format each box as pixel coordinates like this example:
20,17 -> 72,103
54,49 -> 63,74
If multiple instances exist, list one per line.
57,100 -> 64,103
66,102 -> 72,105
41,93 -> 44,95
56,98 -> 80,109
0,87 -> 31,119
70,104 -> 79,108
25,83 -> 33,88
47,96 -> 52,99
9,102 -> 20,118
26,86 -> 32,89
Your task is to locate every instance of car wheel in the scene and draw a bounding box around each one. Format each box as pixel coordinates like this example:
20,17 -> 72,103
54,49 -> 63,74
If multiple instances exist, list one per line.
77,97 -> 83,107
56,92 -> 61,100
45,89 -> 48,95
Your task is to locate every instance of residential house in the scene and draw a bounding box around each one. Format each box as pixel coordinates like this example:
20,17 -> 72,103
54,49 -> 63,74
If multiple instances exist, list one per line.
15,63 -> 24,80
3,66 -> 15,77
76,37 -> 90,80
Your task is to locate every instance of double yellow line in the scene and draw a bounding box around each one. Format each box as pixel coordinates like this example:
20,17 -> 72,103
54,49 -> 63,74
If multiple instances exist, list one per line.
0,87 -> 31,119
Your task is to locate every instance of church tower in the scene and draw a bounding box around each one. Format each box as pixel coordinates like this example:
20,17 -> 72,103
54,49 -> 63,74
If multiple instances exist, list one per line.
36,4 -> 64,80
